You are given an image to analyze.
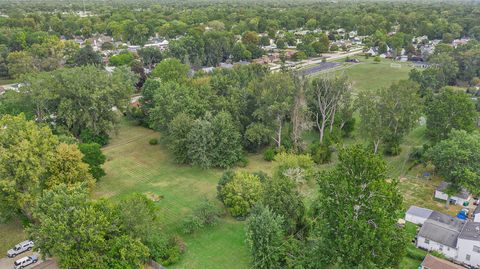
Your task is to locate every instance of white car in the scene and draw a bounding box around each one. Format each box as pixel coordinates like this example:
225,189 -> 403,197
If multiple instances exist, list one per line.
7,240 -> 34,258
13,255 -> 38,269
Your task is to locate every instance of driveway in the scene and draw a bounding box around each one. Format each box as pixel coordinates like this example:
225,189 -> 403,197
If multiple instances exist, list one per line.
0,251 -> 43,269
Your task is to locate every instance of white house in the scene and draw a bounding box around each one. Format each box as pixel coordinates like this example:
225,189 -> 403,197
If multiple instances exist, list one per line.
415,210 -> 480,268
435,181 -> 471,206
406,206 -> 433,225
457,222 -> 480,267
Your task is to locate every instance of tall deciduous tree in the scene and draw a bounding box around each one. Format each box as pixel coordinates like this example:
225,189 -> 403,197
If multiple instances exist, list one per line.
18,65 -> 136,140
425,88 -> 477,142
0,114 -> 94,220
307,75 -> 350,143
252,73 -> 294,149
311,145 -> 405,268
358,80 -> 422,154
151,58 -> 189,83
245,204 -> 284,269
427,130 -> 480,198
28,184 -> 149,269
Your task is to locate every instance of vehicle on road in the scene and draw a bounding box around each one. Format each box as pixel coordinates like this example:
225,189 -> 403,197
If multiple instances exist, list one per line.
13,255 -> 38,269
7,241 -> 34,258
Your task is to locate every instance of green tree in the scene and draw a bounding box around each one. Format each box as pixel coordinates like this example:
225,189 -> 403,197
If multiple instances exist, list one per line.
19,65 -> 136,139
78,143 -> 106,180
109,51 -> 135,66
219,171 -> 263,217
252,73 -> 295,149
138,47 -> 163,68
358,80 -> 422,154
425,88 -> 477,142
311,145 -> 405,268
151,58 -> 189,83
28,184 -> 149,269
261,176 -> 306,235
6,51 -> 36,78
72,45 -> 103,67
211,111 -> 243,168
427,130 -> 480,201
245,204 -> 284,269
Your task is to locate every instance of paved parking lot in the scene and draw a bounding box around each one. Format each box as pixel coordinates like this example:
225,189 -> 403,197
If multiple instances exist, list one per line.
0,251 -> 41,269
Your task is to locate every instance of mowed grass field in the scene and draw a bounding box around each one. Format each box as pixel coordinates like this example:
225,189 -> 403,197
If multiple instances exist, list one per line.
94,120 -> 251,269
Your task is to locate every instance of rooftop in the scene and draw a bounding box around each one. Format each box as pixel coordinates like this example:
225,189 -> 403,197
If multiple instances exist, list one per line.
421,255 -> 466,269
407,205 -> 433,219
459,222 -> 480,241
418,211 -> 466,248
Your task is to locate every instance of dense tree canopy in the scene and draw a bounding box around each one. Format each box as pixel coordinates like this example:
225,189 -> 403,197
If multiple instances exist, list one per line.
311,145 -> 405,268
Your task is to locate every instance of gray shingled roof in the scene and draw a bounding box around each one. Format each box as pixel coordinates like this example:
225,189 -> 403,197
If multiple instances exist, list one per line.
459,222 -> 480,241
418,211 -> 466,248
436,181 -> 470,199
406,206 -> 433,219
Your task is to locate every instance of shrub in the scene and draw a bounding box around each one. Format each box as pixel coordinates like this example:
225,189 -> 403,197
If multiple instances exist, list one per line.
145,234 -> 186,266
309,141 -> 333,164
182,215 -> 203,234
220,172 -> 263,218
79,129 -> 109,146
149,138 -> 158,145
374,56 -> 381,62
264,148 -> 276,161
238,155 -> 249,167
406,248 -> 425,260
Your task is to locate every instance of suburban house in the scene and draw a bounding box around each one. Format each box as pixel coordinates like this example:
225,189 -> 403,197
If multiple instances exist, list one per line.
421,255 -> 466,269
435,182 -> 471,206
416,211 -> 465,260
406,206 -> 433,225
413,209 -> 480,268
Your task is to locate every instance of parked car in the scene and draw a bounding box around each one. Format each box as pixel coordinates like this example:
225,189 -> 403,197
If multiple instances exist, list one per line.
7,240 -> 34,258
13,255 -> 38,269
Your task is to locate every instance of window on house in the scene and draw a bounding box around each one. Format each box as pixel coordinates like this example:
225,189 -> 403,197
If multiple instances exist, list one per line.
467,254 -> 471,261
424,238 -> 430,244
473,246 -> 480,253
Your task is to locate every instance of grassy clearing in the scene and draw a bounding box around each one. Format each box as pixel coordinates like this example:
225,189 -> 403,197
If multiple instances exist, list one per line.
94,120 -> 253,268
322,57 -> 414,92
0,218 -> 26,255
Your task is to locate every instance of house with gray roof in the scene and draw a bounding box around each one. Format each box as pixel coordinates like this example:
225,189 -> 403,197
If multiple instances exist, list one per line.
435,181 -> 471,206
417,211 -> 466,260
415,210 -> 480,268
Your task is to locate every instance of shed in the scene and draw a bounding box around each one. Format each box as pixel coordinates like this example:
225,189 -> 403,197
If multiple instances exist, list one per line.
406,206 -> 434,225
434,182 -> 470,206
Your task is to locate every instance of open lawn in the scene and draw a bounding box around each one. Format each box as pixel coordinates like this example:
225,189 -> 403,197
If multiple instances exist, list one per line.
94,120 -> 252,268
319,57 -> 414,92
0,218 -> 26,256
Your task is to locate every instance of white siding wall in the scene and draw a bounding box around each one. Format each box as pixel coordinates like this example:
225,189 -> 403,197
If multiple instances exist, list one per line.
474,214 -> 480,223
457,238 -> 480,268
406,214 -> 428,225
434,191 -> 468,205
416,236 -> 458,259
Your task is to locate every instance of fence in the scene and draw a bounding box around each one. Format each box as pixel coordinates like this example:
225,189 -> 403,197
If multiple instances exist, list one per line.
147,259 -> 166,269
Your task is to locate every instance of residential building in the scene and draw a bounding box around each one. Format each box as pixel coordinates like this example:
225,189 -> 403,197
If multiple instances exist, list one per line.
416,211 -> 465,260
406,206 -> 433,225
435,181 -> 471,206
